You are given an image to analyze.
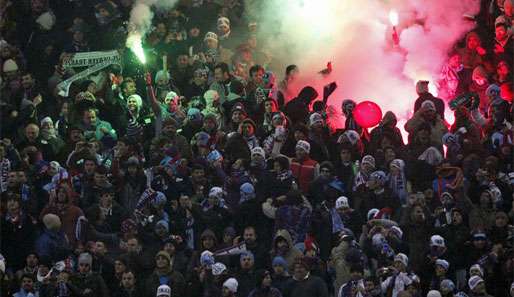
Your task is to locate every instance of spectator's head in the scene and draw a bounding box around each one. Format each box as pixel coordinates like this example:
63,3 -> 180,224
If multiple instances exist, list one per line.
154,220 -> 169,238
466,31 -> 481,50
471,232 -> 488,249
319,161 -> 334,180
200,229 -> 217,250
468,275 -> 486,294
176,53 -> 189,69
82,108 -> 98,126
20,273 -> 35,292
495,23 -> 509,42
24,123 -> 39,142
78,252 -> 92,274
24,253 -> 39,268
20,72 -> 35,90
273,155 -> 290,172
472,66 -> 488,86
231,103 -> 247,124
497,60 -> 511,78
155,251 -> 171,271
339,145 -> 353,163
364,276 -> 379,295
83,157 -> 97,175
415,80 -> 430,95
99,186 -> 114,207
285,64 -> 299,80
448,51 -> 461,69
127,94 -> 143,113
121,78 -> 137,98
249,64 -> 265,85
293,257 -> 310,280
204,32 -> 219,49
243,226 -> 257,245
435,259 -> 449,277
42,213 -> 61,232
240,251 -> 255,270
239,119 -> 256,138
121,270 -> 136,290
393,253 -> 408,271
410,205 -> 425,223
156,284 -> 171,297
217,17 -> 230,35
295,140 -> 310,160
255,269 -> 272,289
440,279 -> 455,295
126,237 -> 141,254
94,241 -> 108,257
272,256 -> 288,275
114,257 -> 128,275
361,155 -> 376,174
222,278 -> 238,297
94,166 -> 109,186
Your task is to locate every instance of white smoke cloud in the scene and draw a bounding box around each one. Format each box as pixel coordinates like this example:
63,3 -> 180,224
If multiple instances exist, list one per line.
126,0 -> 178,57
247,0 -> 480,128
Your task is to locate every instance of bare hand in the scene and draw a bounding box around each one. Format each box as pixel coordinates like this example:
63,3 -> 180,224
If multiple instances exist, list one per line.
476,46 -> 486,56
99,127 -> 110,134
33,94 -> 43,106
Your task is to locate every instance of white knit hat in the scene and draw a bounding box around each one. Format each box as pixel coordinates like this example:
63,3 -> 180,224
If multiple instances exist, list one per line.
212,262 -> 227,276
295,140 -> 311,153
156,284 -> 171,297
36,11 -> 56,31
468,275 -> 484,291
3,59 -> 18,72
309,112 -> 324,127
394,253 -> 409,267
435,259 -> 449,271
204,32 -> 218,42
430,235 -> 445,248
335,196 -> 350,209
223,277 -> 238,293
217,17 -> 230,29
427,290 -> 442,297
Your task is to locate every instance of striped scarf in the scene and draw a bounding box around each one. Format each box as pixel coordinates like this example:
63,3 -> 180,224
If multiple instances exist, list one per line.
0,158 -> 10,192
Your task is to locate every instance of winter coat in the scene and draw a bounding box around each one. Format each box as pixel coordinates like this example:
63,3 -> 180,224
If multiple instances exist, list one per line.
275,204 -> 312,244
236,269 -> 257,297
290,157 -> 319,194
282,274 -> 329,297
34,229 -> 71,263
1,213 -> 37,270
144,269 -> 186,297
68,272 -> 109,297
331,242 -> 353,292
270,229 -> 303,271
40,204 -> 84,248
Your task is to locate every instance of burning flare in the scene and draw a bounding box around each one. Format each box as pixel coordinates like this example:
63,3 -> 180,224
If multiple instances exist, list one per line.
389,10 -> 399,26
126,34 -> 146,64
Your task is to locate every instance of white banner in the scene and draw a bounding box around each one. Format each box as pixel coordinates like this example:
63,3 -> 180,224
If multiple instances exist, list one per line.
57,61 -> 114,97
62,50 -> 122,68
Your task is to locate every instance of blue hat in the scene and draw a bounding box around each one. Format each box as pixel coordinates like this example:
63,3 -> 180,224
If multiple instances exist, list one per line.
240,251 -> 255,262
187,108 -> 203,122
272,256 -> 288,270
207,150 -> 223,162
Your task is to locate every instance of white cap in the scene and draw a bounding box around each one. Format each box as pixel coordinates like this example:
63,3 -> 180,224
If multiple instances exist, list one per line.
212,262 -> 227,276
427,290 -> 442,297
3,59 -> 18,72
295,140 -> 311,153
335,196 -> 350,209
430,235 -> 445,248
394,253 -> 409,267
223,277 -> 238,293
156,284 -> 171,297
468,275 -> 484,291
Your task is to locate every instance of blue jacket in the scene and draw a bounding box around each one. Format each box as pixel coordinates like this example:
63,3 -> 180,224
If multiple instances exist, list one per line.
35,229 -> 70,263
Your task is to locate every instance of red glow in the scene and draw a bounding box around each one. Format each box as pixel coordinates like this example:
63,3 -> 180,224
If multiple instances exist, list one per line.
353,101 -> 383,128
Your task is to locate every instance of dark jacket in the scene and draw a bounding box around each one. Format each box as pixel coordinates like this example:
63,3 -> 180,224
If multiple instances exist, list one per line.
282,274 -> 329,297
144,269 -> 186,297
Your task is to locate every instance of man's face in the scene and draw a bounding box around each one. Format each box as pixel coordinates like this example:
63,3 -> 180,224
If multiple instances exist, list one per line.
83,110 -> 97,126
452,211 -> 463,225
121,272 -> 136,289
162,123 -> 177,136
417,130 -> 430,144
73,31 -> 84,42
21,74 -> 34,89
214,68 -> 225,82
262,273 -> 272,287
123,82 -> 137,97
100,193 -> 113,207
364,281 -> 375,293
191,169 -> 205,182
25,125 -> 39,141
240,255 -> 254,270
114,260 -> 126,274
231,111 -> 245,123
340,149 -> 351,162
273,264 -> 285,275
467,35 -> 480,49
350,270 -> 363,281
95,241 -> 107,256
127,97 -> 138,112
70,129 -> 83,142
241,123 -> 254,137
194,71 -> 207,85
435,265 -> 446,277
243,228 -> 256,244
7,172 -> 17,187
84,160 -> 96,175
496,26 -> 508,41
17,171 -> 27,184
127,239 -> 139,253
203,237 -> 214,249
320,167 -> 332,180
293,264 -> 308,280
449,54 -> 461,69
177,55 -> 189,68
189,27 -> 200,37
26,254 -> 38,267
179,195 -> 191,209
21,277 -> 34,291
295,148 -> 308,160
251,69 -> 265,85
155,255 -> 169,269
78,262 -> 91,274
164,242 -> 176,256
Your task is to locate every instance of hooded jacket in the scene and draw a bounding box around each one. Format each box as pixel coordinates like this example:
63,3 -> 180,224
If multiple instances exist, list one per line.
271,229 -> 303,271
284,87 -> 318,125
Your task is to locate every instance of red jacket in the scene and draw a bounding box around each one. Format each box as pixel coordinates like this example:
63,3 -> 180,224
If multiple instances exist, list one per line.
290,158 -> 318,193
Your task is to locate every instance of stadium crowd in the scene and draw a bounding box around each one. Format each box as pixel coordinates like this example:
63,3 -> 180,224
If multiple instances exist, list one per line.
0,0 -> 513,297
